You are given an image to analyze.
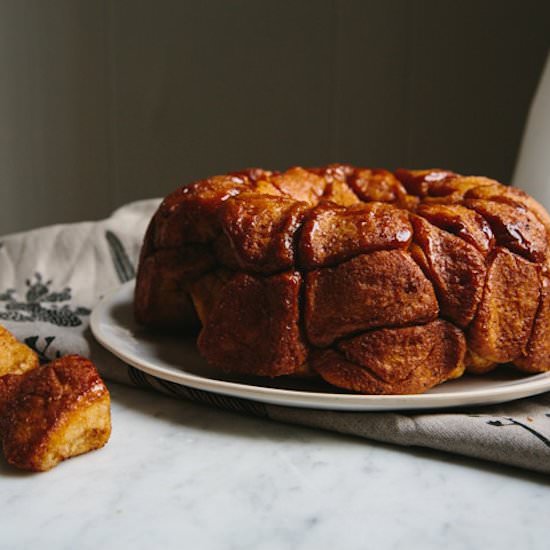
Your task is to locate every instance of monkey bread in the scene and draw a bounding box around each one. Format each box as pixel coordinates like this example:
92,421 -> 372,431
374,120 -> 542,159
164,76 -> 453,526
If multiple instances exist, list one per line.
135,165 -> 550,394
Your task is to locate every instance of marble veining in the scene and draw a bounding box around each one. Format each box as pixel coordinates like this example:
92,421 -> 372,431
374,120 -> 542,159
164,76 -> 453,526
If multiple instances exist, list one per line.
1,383 -> 549,550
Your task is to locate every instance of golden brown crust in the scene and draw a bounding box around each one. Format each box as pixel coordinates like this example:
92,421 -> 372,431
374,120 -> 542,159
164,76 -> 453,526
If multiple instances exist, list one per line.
321,180 -> 362,207
197,271 -> 307,377
421,176 -> 498,205
312,321 -> 466,394
464,198 -> 548,263
0,325 -> 39,378
416,203 -> 495,256
394,168 -> 458,197
154,175 -> 247,248
410,215 -> 486,328
0,373 -> 24,420
269,167 -> 326,205
304,250 -> 439,347
466,184 -> 550,236
468,248 -> 540,364
135,164 -> 550,393
514,277 -> 550,373
347,169 -> 407,204
310,164 -> 362,206
298,202 -> 412,269
218,193 -> 308,272
1,355 -> 111,472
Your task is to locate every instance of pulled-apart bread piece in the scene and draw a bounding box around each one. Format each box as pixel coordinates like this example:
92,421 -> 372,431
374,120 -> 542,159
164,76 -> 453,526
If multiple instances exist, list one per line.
410,215 -> 487,328
0,325 -> 39,377
217,192 -> 309,272
298,202 -> 412,269
0,355 -> 111,472
135,164 -> 550,394
196,271 -> 307,377
468,248 -> 541,366
311,320 -> 466,394
304,250 -> 439,347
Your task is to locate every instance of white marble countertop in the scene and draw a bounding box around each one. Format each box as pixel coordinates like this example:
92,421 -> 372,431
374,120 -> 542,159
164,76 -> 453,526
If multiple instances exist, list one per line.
2,382 -> 549,550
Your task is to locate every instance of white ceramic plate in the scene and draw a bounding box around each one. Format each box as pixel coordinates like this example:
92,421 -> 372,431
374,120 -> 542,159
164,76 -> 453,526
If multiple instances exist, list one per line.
91,281 -> 550,411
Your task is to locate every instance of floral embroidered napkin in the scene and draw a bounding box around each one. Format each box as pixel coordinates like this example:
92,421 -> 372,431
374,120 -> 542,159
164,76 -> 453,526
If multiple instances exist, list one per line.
1,201 -> 549,474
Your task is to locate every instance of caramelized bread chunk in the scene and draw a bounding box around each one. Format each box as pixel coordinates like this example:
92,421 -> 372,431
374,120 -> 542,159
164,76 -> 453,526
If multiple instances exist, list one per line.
416,203 -> 495,256
304,250 -> 439,347
298,202 -> 412,269
465,199 -> 547,263
154,175 -> 246,248
311,164 -> 362,206
411,215 -> 486,327
394,169 -> 457,197
348,169 -> 408,204
0,326 -> 39,377
312,321 -> 466,394
468,248 -> 540,363
1,355 -> 111,472
198,272 -> 307,376
465,185 -> 550,273
134,246 -> 214,328
321,179 -> 361,206
270,167 -> 326,206
0,374 -> 24,419
218,193 -> 308,272
421,176 -> 497,204
515,277 -> 550,373
466,184 -> 550,235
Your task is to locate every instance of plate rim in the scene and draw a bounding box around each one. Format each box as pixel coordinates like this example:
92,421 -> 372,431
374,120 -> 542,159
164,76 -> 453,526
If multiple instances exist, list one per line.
91,281 -> 550,411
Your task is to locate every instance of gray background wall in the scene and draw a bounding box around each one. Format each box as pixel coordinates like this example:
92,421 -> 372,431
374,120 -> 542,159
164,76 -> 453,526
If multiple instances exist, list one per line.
1,0 -> 549,235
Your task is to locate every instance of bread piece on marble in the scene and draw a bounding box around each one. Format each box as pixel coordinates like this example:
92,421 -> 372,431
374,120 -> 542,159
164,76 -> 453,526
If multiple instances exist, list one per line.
1,355 -> 111,472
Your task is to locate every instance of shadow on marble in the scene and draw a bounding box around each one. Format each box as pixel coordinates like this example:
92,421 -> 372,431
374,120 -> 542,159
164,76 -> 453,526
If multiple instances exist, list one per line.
108,382 -> 550,486
0,456 -> 35,478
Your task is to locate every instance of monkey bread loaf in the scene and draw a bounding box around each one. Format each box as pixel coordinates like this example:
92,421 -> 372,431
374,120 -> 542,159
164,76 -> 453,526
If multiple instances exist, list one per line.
134,165 -> 550,394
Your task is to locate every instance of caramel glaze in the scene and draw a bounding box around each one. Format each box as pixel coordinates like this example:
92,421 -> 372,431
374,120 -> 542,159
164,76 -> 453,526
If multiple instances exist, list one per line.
0,355 -> 110,471
134,165 -> 550,394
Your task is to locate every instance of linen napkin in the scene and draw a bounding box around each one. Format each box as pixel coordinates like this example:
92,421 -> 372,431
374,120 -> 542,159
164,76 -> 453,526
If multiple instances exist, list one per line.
0,201 -> 549,475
